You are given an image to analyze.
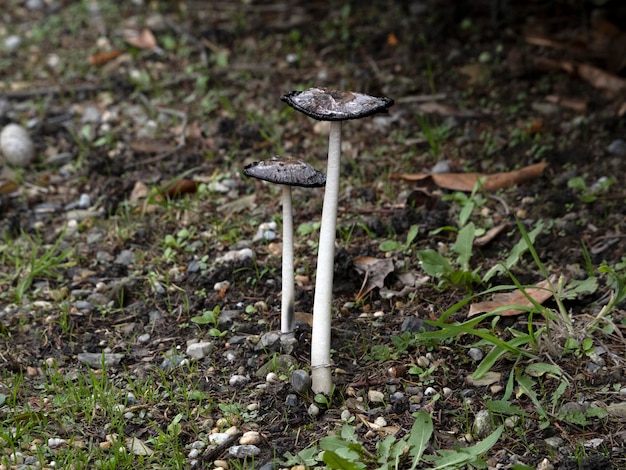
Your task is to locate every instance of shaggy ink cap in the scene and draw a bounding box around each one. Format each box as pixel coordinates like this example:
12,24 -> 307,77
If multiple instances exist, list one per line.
243,155 -> 325,334
243,156 -> 326,188
280,87 -> 394,121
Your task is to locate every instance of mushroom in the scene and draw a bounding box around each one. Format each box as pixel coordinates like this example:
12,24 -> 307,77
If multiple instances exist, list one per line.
243,156 -> 326,334
281,87 -> 394,395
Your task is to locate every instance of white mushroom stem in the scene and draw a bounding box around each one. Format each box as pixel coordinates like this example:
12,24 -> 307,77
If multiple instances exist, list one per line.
281,185 -> 295,334
311,120 -> 342,395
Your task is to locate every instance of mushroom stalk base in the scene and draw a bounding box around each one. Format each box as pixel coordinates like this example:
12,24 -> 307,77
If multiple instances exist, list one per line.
311,120 -> 342,395
281,186 -> 295,334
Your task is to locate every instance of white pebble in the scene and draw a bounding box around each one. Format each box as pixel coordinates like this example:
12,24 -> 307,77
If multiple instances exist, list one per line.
48,438 -> 67,448
239,431 -> 261,445
229,374 -> 249,387
308,403 -> 320,417
368,390 -> 385,403
266,372 -> 280,384
208,433 -> 230,445
374,416 -> 387,427
0,123 -> 35,167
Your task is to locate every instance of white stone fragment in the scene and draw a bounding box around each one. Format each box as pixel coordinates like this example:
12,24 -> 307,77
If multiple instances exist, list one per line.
0,123 -> 35,167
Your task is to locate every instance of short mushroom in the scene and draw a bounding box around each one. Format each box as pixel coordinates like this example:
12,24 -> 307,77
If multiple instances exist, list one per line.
281,87 -> 394,394
243,155 -> 326,334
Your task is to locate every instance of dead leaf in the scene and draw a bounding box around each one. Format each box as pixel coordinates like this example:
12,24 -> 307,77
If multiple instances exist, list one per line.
386,32 -> 399,47
89,49 -> 123,66
544,95 -> 587,113
123,28 -> 157,50
160,179 -> 199,199
126,437 -> 153,456
466,371 -> 501,387
458,63 -> 491,86
295,311 -> 313,327
468,277 -> 557,317
392,162 -> 548,193
474,223 -> 510,247
417,102 -> 482,118
353,257 -> 395,301
129,181 -> 149,201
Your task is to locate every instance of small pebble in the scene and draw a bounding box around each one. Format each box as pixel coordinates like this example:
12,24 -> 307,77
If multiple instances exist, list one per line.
266,372 -> 280,384
208,433 -> 230,445
229,375 -> 249,387
285,394 -> 298,407
340,409 -> 352,421
48,438 -> 67,448
374,416 -> 387,427
607,139 -> 626,156
229,445 -> 261,459
468,348 -> 484,361
186,341 -> 213,360
0,123 -> 35,167
424,387 -> 437,396
308,403 -> 320,417
291,369 -> 311,393
368,390 -> 385,403
239,431 -> 261,446
473,409 -> 492,439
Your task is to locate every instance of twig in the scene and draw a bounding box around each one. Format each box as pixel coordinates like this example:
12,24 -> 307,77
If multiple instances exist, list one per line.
198,431 -> 242,464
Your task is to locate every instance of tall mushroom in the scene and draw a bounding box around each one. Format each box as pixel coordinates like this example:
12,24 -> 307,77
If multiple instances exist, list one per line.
243,156 -> 326,334
281,88 -> 394,395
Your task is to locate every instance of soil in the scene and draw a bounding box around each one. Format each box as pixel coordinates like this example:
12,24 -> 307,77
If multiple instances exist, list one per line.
1,1 -> 626,469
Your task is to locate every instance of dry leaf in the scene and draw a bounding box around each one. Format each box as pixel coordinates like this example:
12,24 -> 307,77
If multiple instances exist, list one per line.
160,179 -> 199,199
544,95 -> 587,113
295,311 -> 313,327
466,371 -> 501,387
392,162 -> 548,193
123,28 -> 157,50
126,437 -> 153,456
458,63 -> 491,86
417,101 -> 482,118
468,277 -> 557,317
474,223 -> 510,247
129,180 -> 149,201
89,49 -> 123,66
354,257 -> 395,301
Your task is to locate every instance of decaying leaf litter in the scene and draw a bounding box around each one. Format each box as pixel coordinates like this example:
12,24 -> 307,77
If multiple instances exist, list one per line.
1,1 -> 626,469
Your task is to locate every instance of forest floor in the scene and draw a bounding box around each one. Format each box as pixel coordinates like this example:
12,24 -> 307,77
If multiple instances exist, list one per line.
1,1 -> 626,469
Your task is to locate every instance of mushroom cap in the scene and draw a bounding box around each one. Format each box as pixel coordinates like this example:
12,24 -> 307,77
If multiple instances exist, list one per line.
281,87 -> 394,121
243,156 -> 326,188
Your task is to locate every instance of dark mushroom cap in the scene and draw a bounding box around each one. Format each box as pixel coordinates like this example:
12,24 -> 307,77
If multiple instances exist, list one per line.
243,156 -> 326,188
281,87 -> 394,121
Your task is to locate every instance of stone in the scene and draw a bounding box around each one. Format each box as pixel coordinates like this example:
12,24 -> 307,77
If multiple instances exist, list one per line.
468,348 -> 484,361
473,409 -> 492,439
229,375 -> 249,387
256,354 -> 297,377
228,445 -> 261,458
291,369 -> 311,393
239,431 -> 261,445
368,390 -> 385,403
0,123 -> 35,167
77,352 -> 124,369
186,341 -> 213,360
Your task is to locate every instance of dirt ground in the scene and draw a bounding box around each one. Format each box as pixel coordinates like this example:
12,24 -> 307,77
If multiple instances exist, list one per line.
1,1 -> 626,469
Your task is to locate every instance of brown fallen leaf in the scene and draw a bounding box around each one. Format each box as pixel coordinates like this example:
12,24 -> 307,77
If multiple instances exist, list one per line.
89,49 -> 123,66
417,102 -> 482,118
473,223 -> 510,247
392,162 -> 548,193
544,95 -> 588,113
354,257 -> 395,301
160,179 -> 199,199
468,277 -> 557,318
123,28 -> 158,50
129,180 -> 149,201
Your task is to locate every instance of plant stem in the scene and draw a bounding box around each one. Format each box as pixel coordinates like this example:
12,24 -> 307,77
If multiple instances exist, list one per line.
281,186 -> 295,333
311,120 -> 342,395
